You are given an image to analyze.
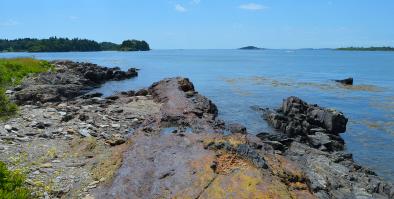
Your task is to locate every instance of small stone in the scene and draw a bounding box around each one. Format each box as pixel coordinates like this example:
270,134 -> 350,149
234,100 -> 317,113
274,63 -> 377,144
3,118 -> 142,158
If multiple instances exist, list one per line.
58,111 -> 67,116
88,181 -> 100,186
106,134 -> 126,146
0,146 -> 5,150
111,124 -> 121,129
32,122 -> 50,129
39,132 -> 54,139
32,170 -> 40,175
5,90 -> 14,95
79,114 -> 89,121
66,128 -> 76,134
4,125 -> 12,131
40,163 -> 53,168
47,108 -> 57,112
79,129 -> 91,137
52,160 -> 61,163
25,132 -> 38,136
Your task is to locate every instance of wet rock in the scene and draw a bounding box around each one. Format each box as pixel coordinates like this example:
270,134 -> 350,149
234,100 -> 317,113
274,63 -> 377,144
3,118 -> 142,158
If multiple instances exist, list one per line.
335,77 -> 353,85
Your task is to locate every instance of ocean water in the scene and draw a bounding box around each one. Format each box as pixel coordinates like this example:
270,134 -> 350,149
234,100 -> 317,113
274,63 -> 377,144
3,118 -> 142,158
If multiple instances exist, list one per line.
1,49 -> 394,182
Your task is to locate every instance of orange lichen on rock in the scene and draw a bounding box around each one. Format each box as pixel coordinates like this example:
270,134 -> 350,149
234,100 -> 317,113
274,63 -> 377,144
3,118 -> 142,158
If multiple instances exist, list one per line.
200,166 -> 295,199
202,133 -> 248,149
215,153 -> 249,174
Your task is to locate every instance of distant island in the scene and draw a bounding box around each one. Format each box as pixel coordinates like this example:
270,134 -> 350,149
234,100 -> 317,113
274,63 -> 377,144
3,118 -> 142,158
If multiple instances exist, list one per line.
0,37 -> 150,52
337,46 -> 394,51
239,46 -> 264,50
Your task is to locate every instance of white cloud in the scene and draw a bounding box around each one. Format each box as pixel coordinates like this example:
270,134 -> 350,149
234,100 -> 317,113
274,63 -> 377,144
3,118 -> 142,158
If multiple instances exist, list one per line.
239,3 -> 267,11
175,4 -> 187,12
0,19 -> 19,26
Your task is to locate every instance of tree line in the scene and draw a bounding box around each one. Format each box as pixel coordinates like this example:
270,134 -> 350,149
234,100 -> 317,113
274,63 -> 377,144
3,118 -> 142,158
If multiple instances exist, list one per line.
0,37 -> 150,52
336,46 -> 394,51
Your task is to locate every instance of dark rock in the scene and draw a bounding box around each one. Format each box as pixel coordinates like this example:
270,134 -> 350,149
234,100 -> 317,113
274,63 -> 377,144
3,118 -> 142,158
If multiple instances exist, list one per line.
226,123 -> 247,134
82,92 -> 103,99
121,91 -> 135,96
32,122 -> 51,129
12,61 -> 138,105
335,77 -> 353,85
61,114 -> 75,122
178,78 -> 194,92
78,114 -> 89,121
259,96 -> 348,151
105,95 -> 119,100
236,144 -> 268,169
135,89 -> 149,96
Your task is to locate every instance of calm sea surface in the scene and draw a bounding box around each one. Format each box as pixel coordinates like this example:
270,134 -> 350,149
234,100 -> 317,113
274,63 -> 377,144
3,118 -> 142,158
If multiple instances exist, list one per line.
1,49 -> 394,182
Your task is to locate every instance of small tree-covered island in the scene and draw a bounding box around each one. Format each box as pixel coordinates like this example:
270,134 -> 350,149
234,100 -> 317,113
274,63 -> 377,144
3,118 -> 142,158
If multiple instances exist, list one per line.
238,46 -> 264,50
0,37 -> 150,52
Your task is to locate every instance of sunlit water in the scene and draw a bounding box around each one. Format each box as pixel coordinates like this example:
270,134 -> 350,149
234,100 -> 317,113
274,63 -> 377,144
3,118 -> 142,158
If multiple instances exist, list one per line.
1,49 -> 394,182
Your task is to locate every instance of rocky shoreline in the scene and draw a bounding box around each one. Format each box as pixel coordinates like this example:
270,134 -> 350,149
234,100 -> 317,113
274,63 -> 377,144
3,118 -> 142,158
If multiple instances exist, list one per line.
0,61 -> 393,198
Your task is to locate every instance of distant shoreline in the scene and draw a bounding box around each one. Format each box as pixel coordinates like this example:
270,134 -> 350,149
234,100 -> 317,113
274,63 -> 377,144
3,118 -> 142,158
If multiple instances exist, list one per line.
336,47 -> 394,51
0,37 -> 150,53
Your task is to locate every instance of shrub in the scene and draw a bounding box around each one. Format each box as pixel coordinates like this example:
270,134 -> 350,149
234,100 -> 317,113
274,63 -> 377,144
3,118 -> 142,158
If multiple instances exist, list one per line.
0,89 -> 17,119
0,161 -> 30,199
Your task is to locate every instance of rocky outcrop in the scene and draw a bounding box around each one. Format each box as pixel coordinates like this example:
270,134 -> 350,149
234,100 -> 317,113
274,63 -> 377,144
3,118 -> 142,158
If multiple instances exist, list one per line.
92,78 -> 316,199
260,96 -> 348,151
255,96 -> 394,198
335,77 -> 353,85
12,60 -> 137,105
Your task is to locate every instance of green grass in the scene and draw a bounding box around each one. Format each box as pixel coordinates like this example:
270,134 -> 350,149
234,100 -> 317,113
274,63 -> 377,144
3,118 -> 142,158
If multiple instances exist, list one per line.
0,162 -> 30,199
0,58 -> 53,119
0,58 -> 54,86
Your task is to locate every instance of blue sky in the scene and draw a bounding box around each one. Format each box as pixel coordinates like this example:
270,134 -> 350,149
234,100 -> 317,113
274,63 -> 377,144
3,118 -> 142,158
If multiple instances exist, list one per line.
1,0 -> 393,49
